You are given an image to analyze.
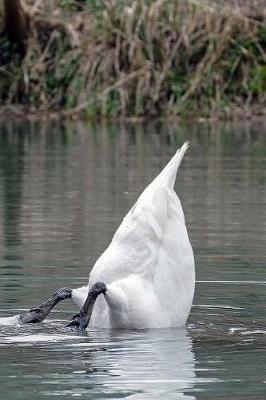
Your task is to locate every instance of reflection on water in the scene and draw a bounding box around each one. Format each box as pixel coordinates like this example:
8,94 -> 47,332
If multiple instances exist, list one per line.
0,330 -> 195,400
0,324 -> 196,400
0,119 -> 266,399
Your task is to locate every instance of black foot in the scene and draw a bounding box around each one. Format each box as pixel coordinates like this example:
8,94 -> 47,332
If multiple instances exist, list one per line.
53,287 -> 72,301
19,307 -> 47,324
66,313 -> 89,331
66,282 -> 107,331
19,287 -> 72,324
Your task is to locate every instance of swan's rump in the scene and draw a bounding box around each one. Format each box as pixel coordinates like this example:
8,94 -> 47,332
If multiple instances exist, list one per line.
72,143 -> 195,329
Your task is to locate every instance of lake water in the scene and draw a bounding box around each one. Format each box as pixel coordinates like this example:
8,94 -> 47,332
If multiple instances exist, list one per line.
0,119 -> 265,400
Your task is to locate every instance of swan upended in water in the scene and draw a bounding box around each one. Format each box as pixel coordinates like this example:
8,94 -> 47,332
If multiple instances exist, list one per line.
12,142 -> 194,330
70,141 -> 195,329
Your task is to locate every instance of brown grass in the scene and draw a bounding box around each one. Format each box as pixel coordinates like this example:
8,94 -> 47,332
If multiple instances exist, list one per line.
0,0 -> 265,119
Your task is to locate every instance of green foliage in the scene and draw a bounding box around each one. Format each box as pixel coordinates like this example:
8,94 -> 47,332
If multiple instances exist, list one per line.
85,101 -> 100,119
106,91 -> 120,116
84,0 -> 107,15
248,66 -> 266,96
0,0 -> 265,118
166,70 -> 187,100
59,0 -> 80,11
0,35 -> 22,64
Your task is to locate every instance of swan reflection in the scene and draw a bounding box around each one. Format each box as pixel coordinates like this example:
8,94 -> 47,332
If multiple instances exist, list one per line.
81,328 -> 196,399
0,325 -> 196,398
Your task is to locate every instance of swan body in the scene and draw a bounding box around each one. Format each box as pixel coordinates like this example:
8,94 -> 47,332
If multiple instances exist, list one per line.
72,142 -> 195,329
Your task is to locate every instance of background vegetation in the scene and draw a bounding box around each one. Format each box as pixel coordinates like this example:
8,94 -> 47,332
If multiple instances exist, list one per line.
0,0 -> 265,119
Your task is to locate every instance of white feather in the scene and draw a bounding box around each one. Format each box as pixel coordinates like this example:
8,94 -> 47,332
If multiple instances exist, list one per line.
72,142 -> 195,329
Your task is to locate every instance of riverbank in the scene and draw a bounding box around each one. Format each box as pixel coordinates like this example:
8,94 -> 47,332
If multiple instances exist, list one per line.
0,0 -> 265,120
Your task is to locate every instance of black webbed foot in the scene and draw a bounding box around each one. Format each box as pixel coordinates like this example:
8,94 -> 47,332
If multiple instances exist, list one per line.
19,287 -> 73,324
54,287 -> 72,301
19,307 -> 46,324
66,313 -> 89,331
66,282 -> 107,331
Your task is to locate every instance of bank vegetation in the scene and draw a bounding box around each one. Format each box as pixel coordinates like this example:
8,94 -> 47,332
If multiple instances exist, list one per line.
0,0 -> 265,119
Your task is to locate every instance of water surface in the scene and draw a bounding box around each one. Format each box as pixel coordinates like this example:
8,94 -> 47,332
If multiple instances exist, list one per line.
0,119 -> 265,399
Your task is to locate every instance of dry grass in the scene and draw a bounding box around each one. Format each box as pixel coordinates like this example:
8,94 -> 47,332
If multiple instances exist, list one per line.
0,0 -> 265,119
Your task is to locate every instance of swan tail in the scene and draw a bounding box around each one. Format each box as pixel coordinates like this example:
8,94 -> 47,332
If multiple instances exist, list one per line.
154,141 -> 189,189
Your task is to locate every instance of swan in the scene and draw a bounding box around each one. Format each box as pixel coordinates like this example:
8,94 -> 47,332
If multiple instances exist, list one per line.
10,142 -> 195,330
68,141 -> 195,329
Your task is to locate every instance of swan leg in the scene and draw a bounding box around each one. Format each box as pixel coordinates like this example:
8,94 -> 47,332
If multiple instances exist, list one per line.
19,287 -> 72,324
66,282 -> 106,331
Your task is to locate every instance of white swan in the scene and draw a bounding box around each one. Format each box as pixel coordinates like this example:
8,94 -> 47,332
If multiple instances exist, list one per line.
71,142 -> 195,329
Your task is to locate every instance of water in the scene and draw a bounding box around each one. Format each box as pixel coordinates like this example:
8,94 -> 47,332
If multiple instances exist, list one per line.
0,119 -> 265,399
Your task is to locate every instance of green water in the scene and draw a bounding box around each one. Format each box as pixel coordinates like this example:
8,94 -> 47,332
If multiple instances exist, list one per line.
0,119 -> 265,399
